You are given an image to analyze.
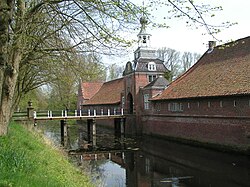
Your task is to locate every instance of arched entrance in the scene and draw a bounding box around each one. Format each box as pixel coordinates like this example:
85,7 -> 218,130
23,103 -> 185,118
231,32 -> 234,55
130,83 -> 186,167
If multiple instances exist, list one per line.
127,92 -> 134,114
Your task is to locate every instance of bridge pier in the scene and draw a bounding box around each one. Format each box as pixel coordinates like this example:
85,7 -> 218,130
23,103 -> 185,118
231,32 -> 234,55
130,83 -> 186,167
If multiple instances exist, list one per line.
120,118 -> 125,135
87,119 -> 97,148
61,120 -> 68,146
114,118 -> 125,137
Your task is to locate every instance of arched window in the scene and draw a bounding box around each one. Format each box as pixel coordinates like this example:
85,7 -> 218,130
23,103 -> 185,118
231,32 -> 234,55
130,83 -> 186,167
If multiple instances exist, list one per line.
148,62 -> 156,71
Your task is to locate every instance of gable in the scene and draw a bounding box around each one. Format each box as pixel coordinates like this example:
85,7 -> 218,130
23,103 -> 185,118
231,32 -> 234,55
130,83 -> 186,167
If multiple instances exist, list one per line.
80,82 -> 103,100
83,78 -> 124,105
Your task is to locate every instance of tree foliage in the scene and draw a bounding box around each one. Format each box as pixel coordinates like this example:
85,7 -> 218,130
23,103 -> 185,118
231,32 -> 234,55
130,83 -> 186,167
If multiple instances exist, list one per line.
107,63 -> 123,81
157,47 -> 201,80
0,0 -> 233,135
46,53 -> 106,110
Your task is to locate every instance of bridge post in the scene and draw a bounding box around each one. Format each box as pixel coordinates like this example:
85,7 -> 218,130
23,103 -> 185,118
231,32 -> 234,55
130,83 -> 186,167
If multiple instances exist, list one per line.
27,100 -> 34,119
60,120 -> 68,146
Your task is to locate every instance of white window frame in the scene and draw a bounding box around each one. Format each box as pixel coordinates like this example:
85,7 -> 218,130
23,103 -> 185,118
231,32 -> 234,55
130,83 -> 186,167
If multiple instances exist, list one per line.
233,100 -> 236,107
220,100 -> 223,108
168,102 -> 183,112
148,74 -> 157,82
144,94 -> 150,110
148,62 -> 156,71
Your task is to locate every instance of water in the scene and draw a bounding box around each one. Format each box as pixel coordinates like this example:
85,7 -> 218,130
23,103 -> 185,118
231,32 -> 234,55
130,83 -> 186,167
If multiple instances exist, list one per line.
37,121 -> 250,187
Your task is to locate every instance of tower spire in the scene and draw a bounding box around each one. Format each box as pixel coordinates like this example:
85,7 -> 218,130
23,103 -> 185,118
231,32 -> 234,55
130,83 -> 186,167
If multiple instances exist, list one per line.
134,4 -> 156,60
137,4 -> 151,48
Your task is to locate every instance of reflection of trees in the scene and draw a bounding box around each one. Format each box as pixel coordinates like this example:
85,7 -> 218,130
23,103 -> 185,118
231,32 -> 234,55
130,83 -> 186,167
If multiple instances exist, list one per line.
82,159 -> 108,187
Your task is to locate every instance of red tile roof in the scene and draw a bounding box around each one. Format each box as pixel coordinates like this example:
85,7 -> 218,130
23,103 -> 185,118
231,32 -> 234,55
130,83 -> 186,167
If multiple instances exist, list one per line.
154,36 -> 250,100
80,82 -> 103,100
83,78 -> 124,105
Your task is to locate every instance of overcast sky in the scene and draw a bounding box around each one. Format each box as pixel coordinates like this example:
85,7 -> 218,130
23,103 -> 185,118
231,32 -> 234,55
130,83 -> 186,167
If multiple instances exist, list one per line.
103,0 -> 250,65
149,0 -> 250,53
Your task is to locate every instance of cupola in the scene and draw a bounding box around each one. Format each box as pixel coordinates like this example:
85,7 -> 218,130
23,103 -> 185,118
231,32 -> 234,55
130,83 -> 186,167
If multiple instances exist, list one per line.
137,16 -> 151,47
134,16 -> 156,60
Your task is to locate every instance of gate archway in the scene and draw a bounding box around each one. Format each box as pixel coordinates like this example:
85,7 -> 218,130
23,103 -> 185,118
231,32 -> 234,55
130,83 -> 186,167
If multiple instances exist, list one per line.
127,93 -> 133,114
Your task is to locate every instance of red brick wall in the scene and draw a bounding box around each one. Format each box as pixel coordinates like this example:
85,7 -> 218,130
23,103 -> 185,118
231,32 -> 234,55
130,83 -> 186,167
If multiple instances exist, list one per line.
124,72 -> 150,114
151,96 -> 250,116
140,96 -> 250,150
142,115 -> 250,149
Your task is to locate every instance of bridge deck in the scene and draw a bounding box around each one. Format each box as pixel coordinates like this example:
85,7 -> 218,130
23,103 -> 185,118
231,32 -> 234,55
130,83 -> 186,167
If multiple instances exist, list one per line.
34,115 -> 125,121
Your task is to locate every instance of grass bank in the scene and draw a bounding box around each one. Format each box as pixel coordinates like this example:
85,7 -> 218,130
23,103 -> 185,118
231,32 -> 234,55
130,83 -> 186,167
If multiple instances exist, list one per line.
0,122 -> 93,187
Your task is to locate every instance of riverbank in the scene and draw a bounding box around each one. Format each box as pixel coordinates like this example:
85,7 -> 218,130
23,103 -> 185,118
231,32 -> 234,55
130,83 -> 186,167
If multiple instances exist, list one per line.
0,122 -> 93,187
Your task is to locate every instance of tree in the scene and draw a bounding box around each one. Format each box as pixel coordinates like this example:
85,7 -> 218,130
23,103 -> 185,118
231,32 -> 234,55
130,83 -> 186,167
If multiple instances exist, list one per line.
157,47 -> 181,81
0,0 -> 140,135
46,53 -> 106,110
107,63 -> 123,81
18,88 -> 49,111
181,52 -> 201,73
0,0 -> 233,135
157,48 -> 201,80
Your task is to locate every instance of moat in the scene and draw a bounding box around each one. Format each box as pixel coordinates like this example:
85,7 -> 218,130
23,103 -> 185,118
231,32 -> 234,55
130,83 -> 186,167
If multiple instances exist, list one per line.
38,121 -> 250,187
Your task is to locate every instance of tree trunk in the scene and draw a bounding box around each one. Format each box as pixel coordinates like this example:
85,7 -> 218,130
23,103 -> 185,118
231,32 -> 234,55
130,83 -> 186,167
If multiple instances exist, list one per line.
0,102 -> 11,136
0,0 -> 12,135
0,0 -> 23,136
0,50 -> 22,135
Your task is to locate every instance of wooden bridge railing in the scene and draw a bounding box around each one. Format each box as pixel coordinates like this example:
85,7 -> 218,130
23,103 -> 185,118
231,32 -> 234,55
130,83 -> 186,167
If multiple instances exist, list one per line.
14,108 -> 124,120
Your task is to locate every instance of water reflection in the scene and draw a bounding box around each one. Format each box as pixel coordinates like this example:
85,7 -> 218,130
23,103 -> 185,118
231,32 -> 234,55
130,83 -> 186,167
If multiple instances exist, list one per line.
37,121 -> 250,187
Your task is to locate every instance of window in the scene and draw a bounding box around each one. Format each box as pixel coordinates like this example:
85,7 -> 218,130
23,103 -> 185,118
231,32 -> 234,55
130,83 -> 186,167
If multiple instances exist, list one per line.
208,101 -> 211,108
168,103 -> 183,112
143,36 -> 147,43
148,62 -> 156,71
144,94 -> 150,109
187,102 -> 190,109
155,103 -> 161,111
233,100 -> 237,107
145,158 -> 150,173
220,101 -> 223,108
148,75 -> 156,82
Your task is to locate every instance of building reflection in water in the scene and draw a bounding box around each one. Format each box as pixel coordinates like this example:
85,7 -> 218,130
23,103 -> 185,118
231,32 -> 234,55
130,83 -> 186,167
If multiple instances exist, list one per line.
69,126 -> 250,187
39,121 -> 250,187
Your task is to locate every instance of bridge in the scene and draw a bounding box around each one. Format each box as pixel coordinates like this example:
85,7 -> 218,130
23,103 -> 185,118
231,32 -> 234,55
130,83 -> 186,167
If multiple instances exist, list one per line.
14,107 -> 126,148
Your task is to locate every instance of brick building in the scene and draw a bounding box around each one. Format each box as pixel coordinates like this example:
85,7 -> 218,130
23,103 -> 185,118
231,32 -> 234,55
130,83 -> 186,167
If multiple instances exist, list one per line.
79,16 -> 169,117
78,16 -> 250,152
144,36 -> 250,152
77,82 -> 103,110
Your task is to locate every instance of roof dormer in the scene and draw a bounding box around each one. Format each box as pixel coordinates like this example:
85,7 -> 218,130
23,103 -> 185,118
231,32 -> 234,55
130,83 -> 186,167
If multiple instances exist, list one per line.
148,62 -> 156,71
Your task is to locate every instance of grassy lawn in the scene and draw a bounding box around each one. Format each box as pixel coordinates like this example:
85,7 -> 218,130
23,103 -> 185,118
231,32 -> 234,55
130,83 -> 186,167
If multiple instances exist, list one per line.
0,122 -> 93,187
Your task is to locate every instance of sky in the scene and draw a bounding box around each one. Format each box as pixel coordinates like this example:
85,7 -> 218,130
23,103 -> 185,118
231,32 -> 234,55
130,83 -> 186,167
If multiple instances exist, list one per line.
103,0 -> 250,65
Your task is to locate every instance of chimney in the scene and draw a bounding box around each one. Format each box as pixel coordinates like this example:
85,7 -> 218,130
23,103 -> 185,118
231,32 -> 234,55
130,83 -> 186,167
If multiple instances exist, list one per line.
208,41 -> 216,53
